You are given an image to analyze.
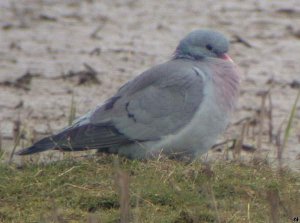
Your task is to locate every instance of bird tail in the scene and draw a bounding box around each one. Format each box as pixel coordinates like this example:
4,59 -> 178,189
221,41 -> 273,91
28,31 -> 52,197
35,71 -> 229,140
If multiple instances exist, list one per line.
16,136 -> 57,155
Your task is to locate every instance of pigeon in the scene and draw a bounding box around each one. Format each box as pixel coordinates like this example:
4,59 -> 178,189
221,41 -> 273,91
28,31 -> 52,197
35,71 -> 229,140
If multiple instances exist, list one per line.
16,29 -> 240,159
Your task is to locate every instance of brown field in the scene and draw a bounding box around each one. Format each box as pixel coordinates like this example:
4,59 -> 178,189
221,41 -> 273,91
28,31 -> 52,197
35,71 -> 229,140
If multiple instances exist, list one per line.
0,0 -> 299,169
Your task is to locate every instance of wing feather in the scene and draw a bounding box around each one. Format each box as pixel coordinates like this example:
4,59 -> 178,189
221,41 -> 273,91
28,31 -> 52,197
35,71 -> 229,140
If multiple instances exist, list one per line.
92,59 -> 206,141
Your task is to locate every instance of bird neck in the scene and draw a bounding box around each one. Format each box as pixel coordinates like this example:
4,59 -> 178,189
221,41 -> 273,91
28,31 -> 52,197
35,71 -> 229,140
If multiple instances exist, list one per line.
172,50 -> 205,61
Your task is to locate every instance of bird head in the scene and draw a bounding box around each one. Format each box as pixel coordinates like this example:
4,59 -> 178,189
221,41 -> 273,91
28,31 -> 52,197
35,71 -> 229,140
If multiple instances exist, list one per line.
174,29 -> 232,62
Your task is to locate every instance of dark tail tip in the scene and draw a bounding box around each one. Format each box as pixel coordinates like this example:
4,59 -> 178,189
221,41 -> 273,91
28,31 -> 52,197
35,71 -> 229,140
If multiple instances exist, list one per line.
15,145 -> 51,155
15,135 -> 58,155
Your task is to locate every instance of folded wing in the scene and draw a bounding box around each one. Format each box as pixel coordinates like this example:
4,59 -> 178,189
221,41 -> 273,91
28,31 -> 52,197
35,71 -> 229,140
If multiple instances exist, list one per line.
17,60 -> 206,155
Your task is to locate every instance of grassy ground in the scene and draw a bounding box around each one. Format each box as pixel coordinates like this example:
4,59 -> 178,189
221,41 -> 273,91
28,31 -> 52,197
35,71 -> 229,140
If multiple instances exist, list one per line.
0,153 -> 299,223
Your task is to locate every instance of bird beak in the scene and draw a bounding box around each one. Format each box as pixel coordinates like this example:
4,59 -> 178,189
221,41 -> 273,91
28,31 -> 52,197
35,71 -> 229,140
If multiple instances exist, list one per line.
220,53 -> 233,63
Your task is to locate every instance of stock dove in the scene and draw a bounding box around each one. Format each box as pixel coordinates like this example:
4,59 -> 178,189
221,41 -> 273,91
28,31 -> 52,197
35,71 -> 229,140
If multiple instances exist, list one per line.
17,29 -> 240,159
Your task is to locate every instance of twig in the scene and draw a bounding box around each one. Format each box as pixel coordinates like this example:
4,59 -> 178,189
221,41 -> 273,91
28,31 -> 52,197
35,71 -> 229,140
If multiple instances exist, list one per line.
232,34 -> 253,48
83,63 -> 98,75
90,23 -> 106,39
65,183 -> 92,190
58,166 -> 78,177
211,139 -> 235,150
233,117 -> 252,126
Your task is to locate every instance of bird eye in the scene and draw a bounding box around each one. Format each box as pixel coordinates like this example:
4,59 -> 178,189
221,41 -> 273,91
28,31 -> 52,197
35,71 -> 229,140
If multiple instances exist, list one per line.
206,44 -> 213,51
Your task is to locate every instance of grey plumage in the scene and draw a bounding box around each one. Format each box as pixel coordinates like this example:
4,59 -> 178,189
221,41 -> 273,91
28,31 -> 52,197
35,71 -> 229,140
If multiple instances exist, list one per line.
16,29 -> 240,159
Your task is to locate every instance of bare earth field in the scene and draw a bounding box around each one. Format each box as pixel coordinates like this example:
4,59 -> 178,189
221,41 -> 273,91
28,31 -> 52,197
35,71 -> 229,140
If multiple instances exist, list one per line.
0,0 -> 300,170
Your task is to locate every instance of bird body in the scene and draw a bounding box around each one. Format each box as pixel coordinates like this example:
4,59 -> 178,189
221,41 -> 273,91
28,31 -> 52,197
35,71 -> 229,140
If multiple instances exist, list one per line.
16,29 -> 240,159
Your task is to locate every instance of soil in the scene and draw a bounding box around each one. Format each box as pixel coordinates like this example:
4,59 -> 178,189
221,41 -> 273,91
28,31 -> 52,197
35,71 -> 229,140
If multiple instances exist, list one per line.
0,0 -> 299,170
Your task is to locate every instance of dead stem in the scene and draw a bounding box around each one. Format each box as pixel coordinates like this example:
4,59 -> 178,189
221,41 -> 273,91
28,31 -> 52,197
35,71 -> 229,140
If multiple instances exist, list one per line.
68,93 -> 77,126
233,120 -> 248,161
256,90 -> 269,150
0,124 -> 2,158
8,119 -> 21,164
114,158 -> 131,223
268,92 -> 274,143
232,34 -> 253,48
267,187 -> 280,223
275,121 -> 285,170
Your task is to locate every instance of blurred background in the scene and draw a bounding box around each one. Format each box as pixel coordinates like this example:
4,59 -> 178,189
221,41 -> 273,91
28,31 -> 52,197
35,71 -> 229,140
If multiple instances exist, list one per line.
0,0 -> 299,170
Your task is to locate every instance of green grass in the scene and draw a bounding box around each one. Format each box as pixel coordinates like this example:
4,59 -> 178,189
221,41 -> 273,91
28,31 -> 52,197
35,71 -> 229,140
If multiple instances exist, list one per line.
283,89 -> 300,150
0,155 -> 299,222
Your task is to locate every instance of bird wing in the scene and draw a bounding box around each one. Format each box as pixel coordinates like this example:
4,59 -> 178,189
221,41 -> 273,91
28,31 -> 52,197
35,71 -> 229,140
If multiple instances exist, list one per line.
91,59 -> 206,141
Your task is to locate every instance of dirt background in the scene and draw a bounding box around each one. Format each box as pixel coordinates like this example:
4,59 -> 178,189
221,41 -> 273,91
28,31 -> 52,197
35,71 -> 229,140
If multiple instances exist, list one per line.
0,0 -> 299,170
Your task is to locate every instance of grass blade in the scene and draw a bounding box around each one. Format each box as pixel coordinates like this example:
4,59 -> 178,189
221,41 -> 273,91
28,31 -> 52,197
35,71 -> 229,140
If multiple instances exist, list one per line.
282,89 -> 300,150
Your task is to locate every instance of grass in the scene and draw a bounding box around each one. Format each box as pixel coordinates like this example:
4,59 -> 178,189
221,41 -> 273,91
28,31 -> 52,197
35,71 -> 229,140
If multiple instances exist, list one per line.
283,89 -> 300,148
0,155 -> 299,223
1,83 -> 299,223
